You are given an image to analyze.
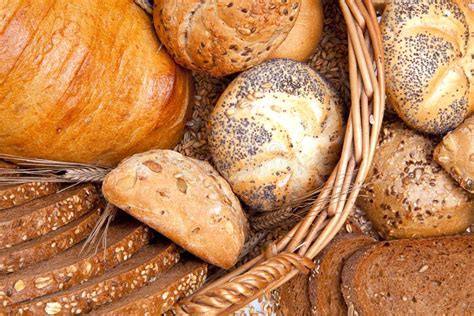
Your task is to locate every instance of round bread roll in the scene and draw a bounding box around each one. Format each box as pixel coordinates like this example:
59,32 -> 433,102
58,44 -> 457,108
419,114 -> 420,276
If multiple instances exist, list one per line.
102,150 -> 248,269
208,59 -> 344,212
381,0 -> 474,134
434,115 -> 474,193
153,0 -> 323,77
357,122 -> 474,239
0,0 -> 192,166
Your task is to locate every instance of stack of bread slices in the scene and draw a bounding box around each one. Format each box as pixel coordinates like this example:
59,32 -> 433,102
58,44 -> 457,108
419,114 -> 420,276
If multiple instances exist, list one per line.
0,161 -> 207,315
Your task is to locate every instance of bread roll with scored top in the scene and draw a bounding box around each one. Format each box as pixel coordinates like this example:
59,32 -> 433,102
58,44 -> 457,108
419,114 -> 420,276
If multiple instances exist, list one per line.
0,0 -> 193,166
434,115 -> 474,193
381,0 -> 474,134
357,122 -> 474,239
102,150 -> 248,269
342,235 -> 474,315
208,59 -> 344,211
153,0 -> 323,76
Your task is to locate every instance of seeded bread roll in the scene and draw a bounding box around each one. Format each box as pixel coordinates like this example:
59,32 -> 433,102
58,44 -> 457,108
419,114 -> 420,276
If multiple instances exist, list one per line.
381,0 -> 474,134
153,0 -> 323,76
208,59 -> 344,211
434,115 -> 474,193
357,122 -> 474,239
102,150 -> 248,269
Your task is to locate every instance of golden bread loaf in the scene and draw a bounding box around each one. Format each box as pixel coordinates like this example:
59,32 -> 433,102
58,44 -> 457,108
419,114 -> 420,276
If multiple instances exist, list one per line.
381,0 -> 474,134
102,150 -> 248,269
208,59 -> 344,211
434,115 -> 474,193
0,0 -> 193,166
357,122 -> 474,239
153,0 -> 323,76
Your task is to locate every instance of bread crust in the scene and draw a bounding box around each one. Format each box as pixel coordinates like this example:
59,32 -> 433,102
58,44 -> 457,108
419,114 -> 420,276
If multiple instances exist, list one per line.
434,115 -> 474,193
0,0 -> 193,165
357,122 -> 474,239
102,150 -> 248,269
381,0 -> 474,134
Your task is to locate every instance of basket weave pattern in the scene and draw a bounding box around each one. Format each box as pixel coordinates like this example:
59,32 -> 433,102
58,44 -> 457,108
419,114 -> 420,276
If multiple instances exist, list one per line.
175,0 -> 385,314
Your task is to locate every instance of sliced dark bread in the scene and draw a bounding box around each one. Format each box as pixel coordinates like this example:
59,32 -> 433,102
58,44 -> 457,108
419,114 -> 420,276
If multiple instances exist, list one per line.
277,272 -> 312,316
0,182 -> 60,211
342,235 -> 474,315
0,205 -> 103,274
0,184 -> 98,248
90,255 -> 207,315
309,234 -> 376,316
10,242 -> 181,315
0,218 -> 152,306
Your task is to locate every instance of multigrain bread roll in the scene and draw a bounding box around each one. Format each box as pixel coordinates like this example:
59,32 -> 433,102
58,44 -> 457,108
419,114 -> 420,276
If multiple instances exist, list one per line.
153,0 -> 323,76
434,115 -> 474,193
0,0 -> 193,166
208,59 -> 344,211
102,150 -> 248,269
381,0 -> 474,134
357,122 -> 474,239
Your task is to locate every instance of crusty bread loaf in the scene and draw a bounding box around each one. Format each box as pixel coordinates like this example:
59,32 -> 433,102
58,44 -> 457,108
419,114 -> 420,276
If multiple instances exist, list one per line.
91,257 -> 207,315
153,0 -> 323,76
0,218 -> 152,306
0,206 -> 101,274
0,182 -> 60,210
0,0 -> 193,165
434,115 -> 474,193
342,235 -> 474,315
8,242 -> 180,315
309,234 -> 376,316
381,0 -> 474,134
208,59 -> 344,211
357,122 -> 474,239
102,150 -> 248,269
0,184 -> 98,248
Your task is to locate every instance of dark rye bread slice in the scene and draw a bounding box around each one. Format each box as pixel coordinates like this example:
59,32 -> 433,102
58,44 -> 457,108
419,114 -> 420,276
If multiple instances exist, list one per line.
92,256 -> 207,316
0,184 -> 98,248
277,273 -> 312,316
0,182 -> 60,211
342,235 -> 474,315
9,242 -> 181,315
309,234 -> 376,316
0,205 -> 103,274
0,218 -> 152,306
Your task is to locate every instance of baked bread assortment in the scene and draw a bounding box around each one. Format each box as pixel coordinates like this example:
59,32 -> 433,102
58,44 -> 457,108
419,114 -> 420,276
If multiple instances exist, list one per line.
434,115 -> 474,193
381,0 -> 474,134
102,149 -> 248,269
342,235 -> 474,315
0,0 -> 193,166
153,0 -> 323,76
208,59 -> 344,211
357,122 -> 474,239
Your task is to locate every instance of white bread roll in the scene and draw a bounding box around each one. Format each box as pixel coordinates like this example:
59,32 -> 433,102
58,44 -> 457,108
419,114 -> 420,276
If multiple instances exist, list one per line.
381,0 -> 474,134
208,59 -> 344,211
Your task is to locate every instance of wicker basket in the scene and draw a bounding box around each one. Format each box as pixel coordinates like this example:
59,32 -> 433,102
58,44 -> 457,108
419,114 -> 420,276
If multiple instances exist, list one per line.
172,0 -> 385,314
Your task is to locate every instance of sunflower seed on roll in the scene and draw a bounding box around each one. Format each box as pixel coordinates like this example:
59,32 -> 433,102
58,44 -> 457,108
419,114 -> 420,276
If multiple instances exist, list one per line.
207,59 -> 344,212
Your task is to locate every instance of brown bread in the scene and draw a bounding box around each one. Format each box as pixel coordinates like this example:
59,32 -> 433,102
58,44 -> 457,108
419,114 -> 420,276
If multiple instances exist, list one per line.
0,206 -> 102,274
0,184 -> 98,248
277,273 -> 312,316
309,234 -> 376,316
0,218 -> 152,306
0,182 -> 60,211
91,257 -> 208,315
9,242 -> 181,315
342,235 -> 474,315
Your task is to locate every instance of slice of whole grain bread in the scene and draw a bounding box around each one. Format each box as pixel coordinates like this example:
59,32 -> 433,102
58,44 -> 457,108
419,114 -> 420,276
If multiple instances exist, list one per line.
342,235 -> 474,315
309,234 -> 376,316
0,182 -> 60,211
